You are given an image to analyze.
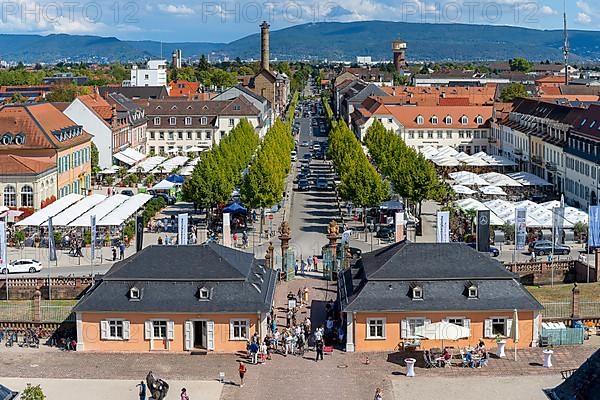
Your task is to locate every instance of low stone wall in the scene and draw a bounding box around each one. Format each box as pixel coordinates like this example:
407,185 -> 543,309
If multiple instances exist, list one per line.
0,277 -> 92,300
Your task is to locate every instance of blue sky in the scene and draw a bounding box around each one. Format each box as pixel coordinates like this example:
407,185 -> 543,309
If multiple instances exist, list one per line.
0,0 -> 597,42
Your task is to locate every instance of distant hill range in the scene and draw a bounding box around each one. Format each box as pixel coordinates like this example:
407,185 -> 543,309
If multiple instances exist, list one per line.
2,21 -> 600,63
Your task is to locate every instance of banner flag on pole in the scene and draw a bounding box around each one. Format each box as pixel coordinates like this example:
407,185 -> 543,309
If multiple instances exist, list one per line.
90,215 -> 96,260
436,211 -> 450,243
48,216 -> 57,262
476,210 -> 491,253
0,221 -> 6,269
515,208 -> 527,251
589,206 -> 600,249
178,213 -> 189,245
136,215 -> 144,252
552,206 -> 565,244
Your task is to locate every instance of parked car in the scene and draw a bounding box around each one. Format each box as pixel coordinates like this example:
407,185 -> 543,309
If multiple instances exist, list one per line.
297,179 -> 310,191
301,140 -> 309,147
303,153 -> 312,161
148,191 -> 176,205
291,151 -> 298,162
528,240 -> 571,256
316,176 -> 329,190
2,259 -> 42,274
313,143 -> 321,151
120,189 -> 135,196
467,242 -> 500,257
376,226 -> 395,239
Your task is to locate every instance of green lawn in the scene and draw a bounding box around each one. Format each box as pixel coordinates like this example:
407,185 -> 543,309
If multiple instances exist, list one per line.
526,282 -> 600,303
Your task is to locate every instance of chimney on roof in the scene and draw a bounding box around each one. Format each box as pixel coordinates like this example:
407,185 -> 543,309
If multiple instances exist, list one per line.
260,21 -> 270,71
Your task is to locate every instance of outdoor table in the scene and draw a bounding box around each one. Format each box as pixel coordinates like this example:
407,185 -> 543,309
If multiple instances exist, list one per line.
435,357 -> 447,367
405,358 -> 416,377
497,340 -> 507,358
543,349 -> 553,368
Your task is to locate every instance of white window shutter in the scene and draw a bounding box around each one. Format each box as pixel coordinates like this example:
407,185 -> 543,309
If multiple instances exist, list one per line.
184,321 -> 193,351
207,320 -> 215,351
229,320 -> 235,340
167,320 -> 175,340
144,321 -> 152,340
122,321 -> 130,340
506,319 -> 513,337
400,320 -> 408,339
100,320 -> 108,340
484,319 -> 493,338
464,319 -> 471,336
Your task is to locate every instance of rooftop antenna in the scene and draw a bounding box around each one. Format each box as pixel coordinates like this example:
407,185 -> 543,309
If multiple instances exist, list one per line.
563,0 -> 569,86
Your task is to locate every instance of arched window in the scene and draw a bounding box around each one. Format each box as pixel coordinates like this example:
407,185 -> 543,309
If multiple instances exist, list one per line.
460,116 -> 469,125
20,185 -> 33,207
476,115 -> 484,125
416,115 -> 424,125
3,185 -> 16,207
445,116 -> 453,125
431,116 -> 438,125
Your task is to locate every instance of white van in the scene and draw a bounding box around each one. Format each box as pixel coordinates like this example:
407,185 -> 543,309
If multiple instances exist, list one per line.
291,151 -> 297,161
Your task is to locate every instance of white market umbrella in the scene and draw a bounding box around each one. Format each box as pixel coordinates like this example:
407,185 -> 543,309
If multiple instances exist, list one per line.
185,146 -> 203,153
413,321 -> 470,349
166,148 -> 179,154
452,184 -> 476,195
511,309 -> 519,361
479,186 -> 507,196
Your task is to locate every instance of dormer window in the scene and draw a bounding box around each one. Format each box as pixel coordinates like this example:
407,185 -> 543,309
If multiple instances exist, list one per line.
200,117 -> 208,125
154,117 -> 160,125
169,117 -> 176,125
202,105 -> 209,110
431,116 -> 438,125
185,117 -> 192,126
416,115 -> 424,125
171,105 -> 177,110
445,116 -> 453,125
199,287 -> 210,300
460,116 -> 468,125
412,286 -> 423,300
476,116 -> 484,125
233,104 -> 241,111
129,287 -> 140,300
468,286 -> 478,298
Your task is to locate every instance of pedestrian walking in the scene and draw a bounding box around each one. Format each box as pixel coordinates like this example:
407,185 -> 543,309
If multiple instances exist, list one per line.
112,246 -> 117,261
238,362 -> 247,387
374,388 -> 383,400
306,256 -> 312,271
313,255 -> 318,271
136,381 -> 146,400
180,388 -> 189,400
119,242 -> 125,260
249,341 -> 259,364
157,236 -> 163,245
300,259 -> 305,275
315,338 -> 324,361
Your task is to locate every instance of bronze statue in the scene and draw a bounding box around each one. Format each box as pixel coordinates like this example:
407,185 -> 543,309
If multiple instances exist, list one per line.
327,220 -> 339,236
279,220 -> 291,237
146,371 -> 169,400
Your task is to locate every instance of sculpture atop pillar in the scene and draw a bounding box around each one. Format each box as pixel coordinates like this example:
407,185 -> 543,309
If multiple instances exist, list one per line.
278,221 -> 292,271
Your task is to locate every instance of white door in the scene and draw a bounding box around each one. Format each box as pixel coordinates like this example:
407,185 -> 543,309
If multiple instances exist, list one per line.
206,320 -> 214,351
184,321 -> 193,351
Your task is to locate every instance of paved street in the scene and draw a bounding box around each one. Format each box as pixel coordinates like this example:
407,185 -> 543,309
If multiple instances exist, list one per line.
1,378 -> 222,400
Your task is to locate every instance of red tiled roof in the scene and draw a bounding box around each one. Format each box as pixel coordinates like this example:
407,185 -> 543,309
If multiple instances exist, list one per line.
78,93 -> 113,120
168,80 -> 201,97
0,103 -> 92,150
385,105 -> 493,129
0,154 -> 55,175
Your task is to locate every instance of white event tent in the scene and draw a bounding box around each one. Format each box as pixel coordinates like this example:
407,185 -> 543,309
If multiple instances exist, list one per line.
16,194 -> 83,226
68,195 -> 130,227
42,194 -> 107,227
97,194 -> 153,226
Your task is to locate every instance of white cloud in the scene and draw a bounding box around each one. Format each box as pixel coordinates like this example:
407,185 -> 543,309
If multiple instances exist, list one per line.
576,1 -> 593,15
576,12 -> 592,24
157,4 -> 194,15
540,6 -> 557,15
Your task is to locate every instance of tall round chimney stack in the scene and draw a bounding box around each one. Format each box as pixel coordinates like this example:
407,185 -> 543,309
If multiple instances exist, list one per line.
392,39 -> 407,72
260,21 -> 270,71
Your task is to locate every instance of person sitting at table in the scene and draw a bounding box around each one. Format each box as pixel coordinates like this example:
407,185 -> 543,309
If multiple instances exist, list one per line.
442,348 -> 451,361
478,350 -> 489,368
464,351 -> 475,368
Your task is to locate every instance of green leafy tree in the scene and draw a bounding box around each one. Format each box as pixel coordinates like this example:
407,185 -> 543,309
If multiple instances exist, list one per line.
21,384 -> 45,400
8,92 -> 27,104
90,142 -> 100,176
109,63 -> 130,82
46,84 -> 91,102
198,54 -> 210,72
509,57 -> 533,72
500,82 -> 528,102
